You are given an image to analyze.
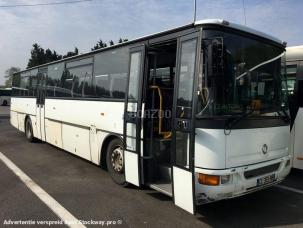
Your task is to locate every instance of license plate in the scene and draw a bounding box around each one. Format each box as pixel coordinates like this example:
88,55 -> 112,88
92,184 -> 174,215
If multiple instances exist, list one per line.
257,174 -> 276,186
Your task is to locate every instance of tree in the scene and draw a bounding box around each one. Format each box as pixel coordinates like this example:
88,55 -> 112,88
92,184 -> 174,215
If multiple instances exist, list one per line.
109,40 -> 114,46
45,48 -> 54,63
27,43 -> 63,68
27,43 -> 45,68
52,51 -> 62,61
91,39 -> 107,51
118,38 -> 128,43
4,67 -> 21,87
63,47 -> 79,59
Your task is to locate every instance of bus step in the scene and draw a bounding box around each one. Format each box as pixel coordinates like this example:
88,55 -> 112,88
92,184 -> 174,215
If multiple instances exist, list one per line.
149,183 -> 172,197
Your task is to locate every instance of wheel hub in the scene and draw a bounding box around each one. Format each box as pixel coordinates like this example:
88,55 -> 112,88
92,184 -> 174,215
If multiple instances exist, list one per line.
111,147 -> 123,173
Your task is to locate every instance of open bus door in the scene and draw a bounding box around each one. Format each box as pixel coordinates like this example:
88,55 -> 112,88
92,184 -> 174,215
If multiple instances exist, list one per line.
123,45 -> 146,186
172,31 -> 201,214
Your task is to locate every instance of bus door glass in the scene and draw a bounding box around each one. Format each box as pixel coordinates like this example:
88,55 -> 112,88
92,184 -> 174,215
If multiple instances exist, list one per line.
123,45 -> 146,186
172,32 -> 201,214
36,68 -> 47,141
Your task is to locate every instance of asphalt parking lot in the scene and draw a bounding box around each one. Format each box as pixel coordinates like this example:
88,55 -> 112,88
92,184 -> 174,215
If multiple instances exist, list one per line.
0,105 -> 9,116
0,105 -> 303,228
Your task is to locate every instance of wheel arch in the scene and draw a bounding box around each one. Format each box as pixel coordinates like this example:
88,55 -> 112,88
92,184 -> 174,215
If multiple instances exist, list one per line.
100,134 -> 123,170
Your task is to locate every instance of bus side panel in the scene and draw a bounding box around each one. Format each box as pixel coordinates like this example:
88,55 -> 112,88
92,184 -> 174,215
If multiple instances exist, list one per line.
44,99 -> 124,163
45,119 -> 63,148
10,111 -> 19,129
293,108 -> 303,169
62,123 -> 91,161
17,113 -> 26,132
10,97 -> 37,134
10,97 -> 36,116
44,99 -> 124,134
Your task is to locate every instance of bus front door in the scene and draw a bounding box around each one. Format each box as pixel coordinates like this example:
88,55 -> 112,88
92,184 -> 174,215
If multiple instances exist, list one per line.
123,45 -> 146,186
36,68 -> 47,141
172,32 -> 201,214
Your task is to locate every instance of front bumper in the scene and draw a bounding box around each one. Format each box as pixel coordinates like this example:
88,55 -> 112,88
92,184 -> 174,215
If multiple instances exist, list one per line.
195,155 -> 292,205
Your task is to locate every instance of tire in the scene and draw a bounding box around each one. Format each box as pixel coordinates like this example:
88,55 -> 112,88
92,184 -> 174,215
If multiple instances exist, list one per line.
25,117 -> 35,143
106,138 -> 128,186
3,100 -> 7,106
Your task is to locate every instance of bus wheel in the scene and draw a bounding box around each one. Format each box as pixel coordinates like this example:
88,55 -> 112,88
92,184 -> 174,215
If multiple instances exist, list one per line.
25,118 -> 34,142
106,138 -> 128,186
3,100 -> 7,106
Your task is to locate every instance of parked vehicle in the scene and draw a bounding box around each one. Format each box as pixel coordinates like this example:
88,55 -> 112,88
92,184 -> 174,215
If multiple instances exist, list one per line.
11,19 -> 291,214
0,88 -> 12,106
286,45 -> 303,170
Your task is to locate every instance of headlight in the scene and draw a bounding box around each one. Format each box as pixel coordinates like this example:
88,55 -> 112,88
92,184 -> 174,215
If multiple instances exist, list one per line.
221,175 -> 232,185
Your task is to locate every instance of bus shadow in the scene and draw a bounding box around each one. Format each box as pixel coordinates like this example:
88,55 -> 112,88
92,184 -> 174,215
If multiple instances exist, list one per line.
195,187 -> 303,227
282,169 -> 303,191
146,192 -> 171,201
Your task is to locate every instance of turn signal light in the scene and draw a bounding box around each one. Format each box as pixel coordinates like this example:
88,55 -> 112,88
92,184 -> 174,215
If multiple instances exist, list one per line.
198,173 -> 220,186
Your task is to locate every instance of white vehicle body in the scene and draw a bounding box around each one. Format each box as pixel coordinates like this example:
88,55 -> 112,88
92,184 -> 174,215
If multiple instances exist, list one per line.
286,45 -> 303,170
10,19 -> 291,214
0,88 -> 11,106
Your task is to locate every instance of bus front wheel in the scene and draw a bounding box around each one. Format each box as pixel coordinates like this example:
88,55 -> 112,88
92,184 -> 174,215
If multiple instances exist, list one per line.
106,138 -> 128,187
2,100 -> 7,106
25,117 -> 34,143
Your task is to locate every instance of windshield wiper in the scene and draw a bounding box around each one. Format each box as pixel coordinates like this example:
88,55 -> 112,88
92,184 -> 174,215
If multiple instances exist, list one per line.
224,106 -> 290,134
257,105 -> 290,123
225,109 -> 255,131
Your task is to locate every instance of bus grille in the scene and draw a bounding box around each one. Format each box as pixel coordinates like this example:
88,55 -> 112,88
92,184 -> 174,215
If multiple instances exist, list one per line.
244,163 -> 280,179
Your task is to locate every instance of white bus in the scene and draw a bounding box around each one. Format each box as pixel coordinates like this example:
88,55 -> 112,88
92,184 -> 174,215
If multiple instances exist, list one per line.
286,45 -> 303,170
11,19 -> 291,214
0,88 -> 12,106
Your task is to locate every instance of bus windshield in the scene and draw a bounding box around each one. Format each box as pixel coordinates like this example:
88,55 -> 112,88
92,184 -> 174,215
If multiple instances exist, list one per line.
197,29 -> 288,118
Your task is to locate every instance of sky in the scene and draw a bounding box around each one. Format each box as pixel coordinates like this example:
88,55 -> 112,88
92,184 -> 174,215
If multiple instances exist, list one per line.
0,0 -> 303,85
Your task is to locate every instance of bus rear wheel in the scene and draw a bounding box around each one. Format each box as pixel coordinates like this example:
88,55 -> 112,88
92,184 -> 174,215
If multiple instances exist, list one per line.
106,138 -> 128,186
25,118 -> 34,143
2,100 -> 7,106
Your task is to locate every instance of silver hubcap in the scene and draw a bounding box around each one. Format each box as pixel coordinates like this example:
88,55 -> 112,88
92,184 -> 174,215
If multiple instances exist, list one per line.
111,146 -> 123,173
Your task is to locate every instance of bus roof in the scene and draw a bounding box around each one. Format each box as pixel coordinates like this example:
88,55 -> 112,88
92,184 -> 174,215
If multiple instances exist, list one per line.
286,45 -> 303,62
195,19 -> 284,45
16,18 -> 284,74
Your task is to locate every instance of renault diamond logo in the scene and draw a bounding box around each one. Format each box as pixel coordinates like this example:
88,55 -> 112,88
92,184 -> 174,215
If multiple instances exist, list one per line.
262,144 -> 268,154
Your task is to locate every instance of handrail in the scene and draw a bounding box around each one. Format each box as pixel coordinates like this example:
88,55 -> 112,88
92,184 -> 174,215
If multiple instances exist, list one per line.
149,85 -> 172,139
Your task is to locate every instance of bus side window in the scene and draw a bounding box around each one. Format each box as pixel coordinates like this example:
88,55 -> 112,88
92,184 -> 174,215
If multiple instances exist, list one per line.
93,46 -> 129,99
47,63 -> 65,97
20,72 -> 30,97
67,65 -> 94,98
12,73 -> 21,96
